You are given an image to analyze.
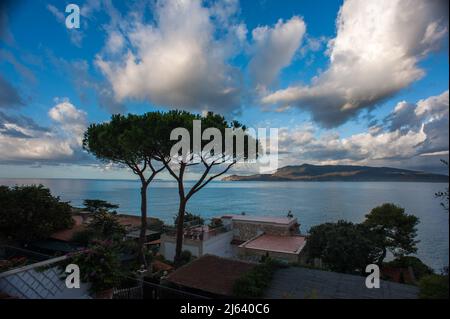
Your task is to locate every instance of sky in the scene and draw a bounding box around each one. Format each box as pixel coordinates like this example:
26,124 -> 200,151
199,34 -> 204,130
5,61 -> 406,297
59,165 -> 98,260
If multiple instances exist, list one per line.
0,0 -> 448,179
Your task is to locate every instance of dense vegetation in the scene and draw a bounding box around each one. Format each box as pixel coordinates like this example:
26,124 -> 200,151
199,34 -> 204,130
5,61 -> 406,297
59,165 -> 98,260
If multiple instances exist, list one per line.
233,259 -> 278,298
305,221 -> 381,273
0,185 -> 73,242
83,199 -> 119,213
305,203 -> 420,274
72,208 -> 126,245
69,240 -> 123,294
419,269 -> 449,299
174,212 -> 204,226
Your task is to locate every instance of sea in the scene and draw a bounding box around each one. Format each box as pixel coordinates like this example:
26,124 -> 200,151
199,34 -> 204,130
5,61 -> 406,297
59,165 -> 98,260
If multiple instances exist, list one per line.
0,178 -> 448,271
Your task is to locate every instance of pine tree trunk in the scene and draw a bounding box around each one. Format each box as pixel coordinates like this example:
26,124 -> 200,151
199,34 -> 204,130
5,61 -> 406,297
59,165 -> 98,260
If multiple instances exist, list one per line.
174,200 -> 186,264
138,183 -> 148,266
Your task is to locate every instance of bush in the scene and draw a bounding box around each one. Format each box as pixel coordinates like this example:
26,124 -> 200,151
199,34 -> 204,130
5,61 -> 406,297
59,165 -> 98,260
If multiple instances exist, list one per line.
419,274 -> 449,299
174,212 -> 204,226
69,241 -> 123,293
71,229 -> 97,246
304,220 -> 382,274
0,185 -> 73,242
175,250 -> 194,267
233,259 -> 277,298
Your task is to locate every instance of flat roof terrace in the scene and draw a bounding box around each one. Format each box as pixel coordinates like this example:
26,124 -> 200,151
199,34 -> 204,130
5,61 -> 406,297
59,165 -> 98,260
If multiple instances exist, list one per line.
222,215 -> 296,225
241,234 -> 306,254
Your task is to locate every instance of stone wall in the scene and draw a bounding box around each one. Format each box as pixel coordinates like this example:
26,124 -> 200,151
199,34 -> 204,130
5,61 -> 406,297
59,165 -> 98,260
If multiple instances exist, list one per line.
232,221 -> 297,241
237,246 -> 300,263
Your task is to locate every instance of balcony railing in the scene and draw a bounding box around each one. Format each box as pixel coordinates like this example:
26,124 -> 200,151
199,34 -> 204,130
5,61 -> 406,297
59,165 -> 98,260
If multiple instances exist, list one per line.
163,224 -> 231,241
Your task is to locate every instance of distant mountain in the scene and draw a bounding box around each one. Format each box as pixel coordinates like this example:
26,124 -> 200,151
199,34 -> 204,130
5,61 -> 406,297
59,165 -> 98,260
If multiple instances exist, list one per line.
222,164 -> 449,182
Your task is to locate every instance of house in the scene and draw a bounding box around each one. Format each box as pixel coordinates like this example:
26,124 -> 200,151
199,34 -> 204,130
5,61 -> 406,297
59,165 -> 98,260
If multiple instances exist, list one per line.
160,223 -> 235,261
160,214 -> 307,263
164,254 -> 256,298
222,214 -> 307,263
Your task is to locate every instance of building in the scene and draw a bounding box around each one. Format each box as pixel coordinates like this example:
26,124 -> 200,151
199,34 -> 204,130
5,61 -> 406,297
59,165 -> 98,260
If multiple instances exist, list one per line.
160,223 -> 235,261
160,214 -> 307,263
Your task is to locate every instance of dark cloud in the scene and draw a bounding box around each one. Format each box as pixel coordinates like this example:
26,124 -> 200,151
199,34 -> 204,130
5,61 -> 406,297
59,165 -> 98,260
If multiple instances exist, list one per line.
0,74 -> 24,108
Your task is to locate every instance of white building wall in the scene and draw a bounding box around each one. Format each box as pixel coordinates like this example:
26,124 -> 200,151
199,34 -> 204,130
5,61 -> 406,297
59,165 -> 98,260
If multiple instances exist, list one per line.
160,231 -> 234,261
161,240 -> 200,262
202,231 -> 234,258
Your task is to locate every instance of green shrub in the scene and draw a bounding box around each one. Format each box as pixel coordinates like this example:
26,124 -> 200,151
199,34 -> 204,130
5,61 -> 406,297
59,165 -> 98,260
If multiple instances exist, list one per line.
0,185 -> 73,242
233,259 -> 277,298
419,274 -> 449,299
69,240 -> 123,293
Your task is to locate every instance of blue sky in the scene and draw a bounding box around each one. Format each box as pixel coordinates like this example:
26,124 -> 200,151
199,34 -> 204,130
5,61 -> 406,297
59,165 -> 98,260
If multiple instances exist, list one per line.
0,0 -> 448,179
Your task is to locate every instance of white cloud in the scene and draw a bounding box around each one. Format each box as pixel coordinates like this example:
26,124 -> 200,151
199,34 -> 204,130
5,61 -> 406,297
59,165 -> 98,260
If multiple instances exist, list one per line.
273,91 -> 448,169
249,16 -> 306,87
96,0 -> 244,114
48,100 -> 88,145
262,0 -> 448,127
0,99 -> 87,163
105,31 -> 125,54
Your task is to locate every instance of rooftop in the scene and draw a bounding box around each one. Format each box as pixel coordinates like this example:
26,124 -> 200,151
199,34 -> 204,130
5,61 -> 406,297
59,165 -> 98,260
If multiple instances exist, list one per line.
166,255 -> 256,296
264,267 -> 419,299
241,234 -> 306,254
222,214 -> 296,225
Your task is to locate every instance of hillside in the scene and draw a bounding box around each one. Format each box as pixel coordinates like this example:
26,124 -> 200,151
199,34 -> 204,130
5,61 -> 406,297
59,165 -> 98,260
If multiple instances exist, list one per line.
222,164 -> 449,182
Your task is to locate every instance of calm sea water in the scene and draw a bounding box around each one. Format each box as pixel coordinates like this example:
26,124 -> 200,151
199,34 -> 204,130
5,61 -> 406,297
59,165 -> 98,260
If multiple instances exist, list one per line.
1,178 -> 448,271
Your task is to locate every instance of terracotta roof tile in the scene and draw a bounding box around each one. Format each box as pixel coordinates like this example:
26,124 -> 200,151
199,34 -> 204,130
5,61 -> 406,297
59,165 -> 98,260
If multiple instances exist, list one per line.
166,255 -> 256,296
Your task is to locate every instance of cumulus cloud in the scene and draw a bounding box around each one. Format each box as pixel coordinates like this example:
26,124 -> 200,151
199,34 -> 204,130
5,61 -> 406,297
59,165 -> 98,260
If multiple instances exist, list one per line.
273,91 -> 449,171
262,0 -> 448,127
96,0 -> 244,114
249,16 -> 306,87
384,90 -> 449,155
0,99 -> 88,164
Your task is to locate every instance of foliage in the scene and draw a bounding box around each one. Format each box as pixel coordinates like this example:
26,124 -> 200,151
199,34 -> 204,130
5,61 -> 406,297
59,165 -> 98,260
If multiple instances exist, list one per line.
435,160 -> 449,212
384,256 -> 434,280
0,185 -> 74,242
71,228 -> 97,246
152,110 -> 257,262
174,211 -> 204,226
175,250 -> 194,267
233,259 -> 277,298
209,218 -> 223,229
364,203 -> 419,263
87,209 -> 127,241
83,199 -> 119,213
419,274 -> 449,299
71,209 -> 126,245
83,113 -> 165,263
304,220 -> 382,274
69,240 -> 123,293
